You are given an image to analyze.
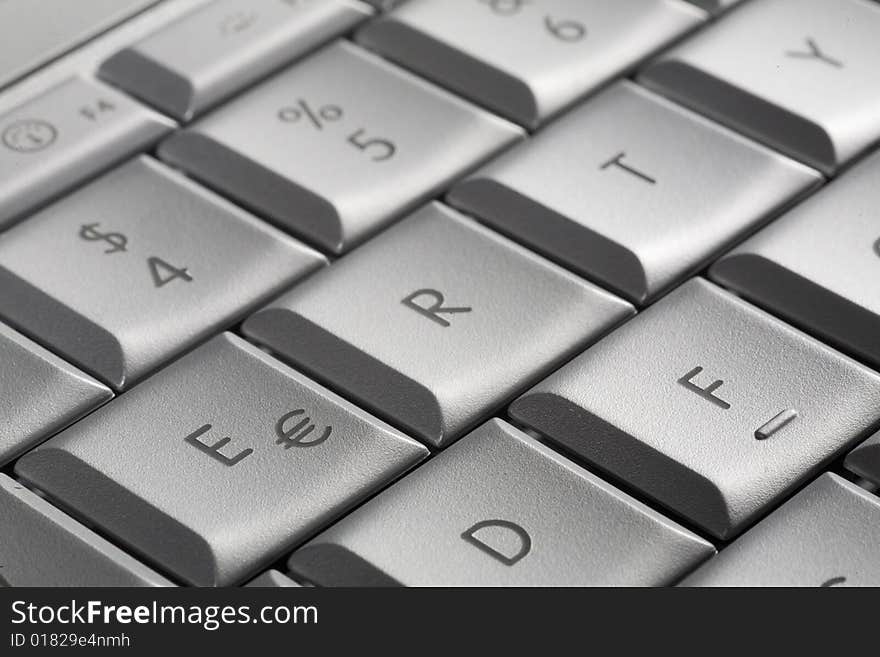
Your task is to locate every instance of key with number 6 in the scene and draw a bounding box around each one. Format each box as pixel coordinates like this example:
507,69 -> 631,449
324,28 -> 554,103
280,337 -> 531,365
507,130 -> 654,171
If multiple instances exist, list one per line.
0,156 -> 325,390
159,40 -> 523,254
357,0 -> 704,128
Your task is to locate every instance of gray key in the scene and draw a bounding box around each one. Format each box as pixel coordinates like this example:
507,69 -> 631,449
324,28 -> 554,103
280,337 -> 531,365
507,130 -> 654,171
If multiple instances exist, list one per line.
246,570 -> 301,588
0,322 -> 111,466
0,76 -> 174,229
640,0 -> 880,175
159,41 -> 522,254
99,0 -> 371,122
15,333 -> 428,586
711,149 -> 880,370
682,474 -> 880,586
0,475 -> 172,587
0,0 -> 159,90
845,433 -> 880,487
0,156 -> 325,390
449,81 -> 820,305
244,202 -> 633,448
681,0 -> 741,13
510,279 -> 880,540
289,419 -> 714,586
357,0 -> 704,129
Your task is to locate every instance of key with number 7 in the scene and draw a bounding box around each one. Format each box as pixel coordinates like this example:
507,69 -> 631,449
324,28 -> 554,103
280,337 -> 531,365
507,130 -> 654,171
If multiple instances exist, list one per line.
0,156 -> 325,390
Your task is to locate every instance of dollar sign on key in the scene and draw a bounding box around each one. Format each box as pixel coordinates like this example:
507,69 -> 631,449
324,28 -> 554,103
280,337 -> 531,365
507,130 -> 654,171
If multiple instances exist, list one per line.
79,223 -> 128,254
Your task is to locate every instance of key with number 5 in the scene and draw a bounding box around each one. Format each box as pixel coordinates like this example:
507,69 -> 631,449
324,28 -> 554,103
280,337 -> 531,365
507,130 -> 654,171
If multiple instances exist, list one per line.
0,156 -> 325,390
159,40 -> 523,254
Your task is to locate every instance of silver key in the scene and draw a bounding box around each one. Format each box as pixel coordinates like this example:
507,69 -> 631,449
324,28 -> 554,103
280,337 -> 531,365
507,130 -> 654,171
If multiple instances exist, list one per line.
159,41 -> 522,254
246,570 -> 301,588
711,149 -> 880,370
0,322 -> 111,466
681,474 -> 880,586
243,202 -> 633,448
0,156 -> 325,390
640,0 -> 880,174
449,81 -> 820,305
681,0 -> 741,13
15,333 -> 428,586
289,419 -> 714,586
99,0 -> 371,121
510,279 -> 880,539
845,432 -> 880,487
356,0 -> 704,128
0,76 -> 173,229
0,0 -> 159,90
0,475 -> 172,587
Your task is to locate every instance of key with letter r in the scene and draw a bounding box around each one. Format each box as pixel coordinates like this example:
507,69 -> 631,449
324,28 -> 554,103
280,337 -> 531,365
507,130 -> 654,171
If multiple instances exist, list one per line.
243,202 -> 633,448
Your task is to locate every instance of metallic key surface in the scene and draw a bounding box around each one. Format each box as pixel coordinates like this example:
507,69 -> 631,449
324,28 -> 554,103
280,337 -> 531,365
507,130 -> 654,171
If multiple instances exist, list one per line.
0,156 -> 325,391
510,279 -> 880,539
0,322 -> 112,466
159,40 -> 524,253
99,0 -> 371,121
15,333 -> 428,586
0,0 -> 159,90
711,149 -> 880,370
289,419 -> 714,586
681,474 -> 880,586
245,570 -> 301,588
640,0 -> 880,174
845,432 -> 880,487
357,0 -> 704,128
0,76 -> 174,229
243,202 -> 634,448
0,475 -> 172,587
449,81 -> 820,305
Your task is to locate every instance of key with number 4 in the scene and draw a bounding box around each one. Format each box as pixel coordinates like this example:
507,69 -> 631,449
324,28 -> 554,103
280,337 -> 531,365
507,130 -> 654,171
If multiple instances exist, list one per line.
0,156 -> 325,390
100,0 -> 371,121
357,0 -> 704,128
0,76 -> 173,229
289,419 -> 714,586
682,474 -> 880,586
641,0 -> 880,174
244,202 -> 633,447
16,333 -> 427,586
160,41 -> 522,253
511,279 -> 880,539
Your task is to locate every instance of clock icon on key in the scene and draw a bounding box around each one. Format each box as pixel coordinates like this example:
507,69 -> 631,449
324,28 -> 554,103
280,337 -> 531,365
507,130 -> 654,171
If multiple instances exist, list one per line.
2,119 -> 58,153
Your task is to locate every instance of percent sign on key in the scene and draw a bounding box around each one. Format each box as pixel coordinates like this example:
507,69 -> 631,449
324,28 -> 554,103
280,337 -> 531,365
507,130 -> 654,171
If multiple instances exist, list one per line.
277,98 -> 397,161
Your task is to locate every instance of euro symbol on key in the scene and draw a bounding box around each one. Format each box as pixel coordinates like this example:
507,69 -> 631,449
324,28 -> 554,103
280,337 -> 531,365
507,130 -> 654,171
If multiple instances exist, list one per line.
79,223 -> 128,254
275,409 -> 332,449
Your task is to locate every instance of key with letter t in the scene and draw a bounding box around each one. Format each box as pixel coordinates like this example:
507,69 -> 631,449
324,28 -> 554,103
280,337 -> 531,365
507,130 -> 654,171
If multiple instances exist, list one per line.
511,279 -> 880,539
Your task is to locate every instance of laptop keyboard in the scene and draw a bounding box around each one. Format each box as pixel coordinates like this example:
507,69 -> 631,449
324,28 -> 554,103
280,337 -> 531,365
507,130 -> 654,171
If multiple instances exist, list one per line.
1,0 -> 880,587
